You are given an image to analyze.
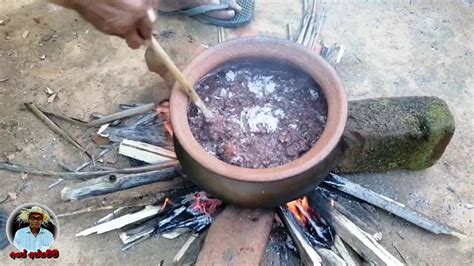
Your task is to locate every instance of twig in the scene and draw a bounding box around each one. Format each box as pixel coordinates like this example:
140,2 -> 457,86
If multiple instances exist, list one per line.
325,173 -> 466,238
302,0 -> 318,47
0,78 -> 9,82
313,8 -> 327,45
47,178 -> 64,189
392,243 -> 409,265
86,103 -> 156,127
217,26 -> 225,43
0,160 -> 179,179
25,103 -> 90,157
57,161 -> 75,172
38,107 -> 87,126
287,22 -> 293,41
75,144 -> 117,172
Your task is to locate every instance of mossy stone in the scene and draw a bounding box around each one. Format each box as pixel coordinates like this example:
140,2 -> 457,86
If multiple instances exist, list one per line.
337,96 -> 455,173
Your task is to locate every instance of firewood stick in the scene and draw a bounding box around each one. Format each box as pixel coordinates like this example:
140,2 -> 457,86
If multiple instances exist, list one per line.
86,103 -> 156,127
55,178 -> 195,218
60,167 -> 180,201
320,187 -> 382,236
25,103 -> 90,157
173,231 -> 208,265
76,204 -> 169,237
0,160 -> 179,179
324,173 -> 466,238
311,190 -> 403,265
121,234 -> 152,251
332,235 -> 362,266
96,207 -> 141,225
302,0 -> 317,47
313,246 -> 346,266
277,207 -> 323,266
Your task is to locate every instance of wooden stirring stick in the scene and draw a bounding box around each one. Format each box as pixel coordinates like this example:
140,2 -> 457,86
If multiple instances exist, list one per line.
146,10 -> 213,120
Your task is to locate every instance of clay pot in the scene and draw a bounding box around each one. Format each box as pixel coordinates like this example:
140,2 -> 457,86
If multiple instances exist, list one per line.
170,37 -> 347,207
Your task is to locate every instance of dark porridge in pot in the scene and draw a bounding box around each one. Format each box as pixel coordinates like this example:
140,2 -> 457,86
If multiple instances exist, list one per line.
187,59 -> 328,169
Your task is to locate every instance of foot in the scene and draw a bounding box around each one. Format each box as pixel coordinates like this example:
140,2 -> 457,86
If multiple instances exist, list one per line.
158,0 -> 242,20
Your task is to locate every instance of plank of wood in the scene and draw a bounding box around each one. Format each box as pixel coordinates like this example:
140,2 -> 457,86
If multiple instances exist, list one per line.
196,206 -> 274,266
119,139 -> 176,164
324,173 -> 466,238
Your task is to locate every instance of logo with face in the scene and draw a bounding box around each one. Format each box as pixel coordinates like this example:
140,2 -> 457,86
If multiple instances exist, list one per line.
6,203 -> 59,253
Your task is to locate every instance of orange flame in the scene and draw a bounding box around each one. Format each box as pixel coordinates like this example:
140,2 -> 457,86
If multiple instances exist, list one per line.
160,197 -> 172,211
156,100 -> 174,137
286,196 -> 311,226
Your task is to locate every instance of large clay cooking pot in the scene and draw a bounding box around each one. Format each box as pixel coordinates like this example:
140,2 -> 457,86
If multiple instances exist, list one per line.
170,37 -> 347,207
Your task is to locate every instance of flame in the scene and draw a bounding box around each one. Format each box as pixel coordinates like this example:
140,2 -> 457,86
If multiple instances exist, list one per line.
286,196 -> 313,226
156,100 -> 174,137
160,197 -> 172,211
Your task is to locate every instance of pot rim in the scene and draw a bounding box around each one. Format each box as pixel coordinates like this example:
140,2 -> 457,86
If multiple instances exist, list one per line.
170,37 -> 347,182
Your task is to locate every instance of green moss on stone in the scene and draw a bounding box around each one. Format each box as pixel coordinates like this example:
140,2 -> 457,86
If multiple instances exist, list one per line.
338,96 -> 455,173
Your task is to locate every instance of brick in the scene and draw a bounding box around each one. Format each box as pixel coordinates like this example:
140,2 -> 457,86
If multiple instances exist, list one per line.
337,96 -> 455,173
196,206 -> 274,266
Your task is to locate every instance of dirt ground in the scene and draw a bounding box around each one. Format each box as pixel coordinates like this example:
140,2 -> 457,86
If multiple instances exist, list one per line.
0,1 -> 472,265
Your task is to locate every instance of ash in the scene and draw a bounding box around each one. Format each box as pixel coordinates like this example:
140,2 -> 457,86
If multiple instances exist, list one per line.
188,60 -> 328,169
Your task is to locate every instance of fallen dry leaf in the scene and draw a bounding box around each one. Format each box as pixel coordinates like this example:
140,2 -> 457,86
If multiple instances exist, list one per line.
8,192 -> 17,200
22,30 -> 29,39
21,173 -> 28,180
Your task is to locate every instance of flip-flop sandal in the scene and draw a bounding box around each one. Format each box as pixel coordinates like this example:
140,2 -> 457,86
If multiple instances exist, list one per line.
159,0 -> 255,28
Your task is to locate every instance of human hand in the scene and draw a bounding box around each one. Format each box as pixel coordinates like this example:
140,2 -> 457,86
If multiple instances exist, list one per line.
61,0 -> 157,49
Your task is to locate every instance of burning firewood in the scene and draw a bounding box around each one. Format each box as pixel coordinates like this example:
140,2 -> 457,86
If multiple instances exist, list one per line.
280,197 -> 347,266
277,206 -> 323,266
324,173 -> 466,238
119,192 -> 222,250
311,189 -> 404,265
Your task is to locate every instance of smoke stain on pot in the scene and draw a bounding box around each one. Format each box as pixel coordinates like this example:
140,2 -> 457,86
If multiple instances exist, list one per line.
188,59 -> 328,169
